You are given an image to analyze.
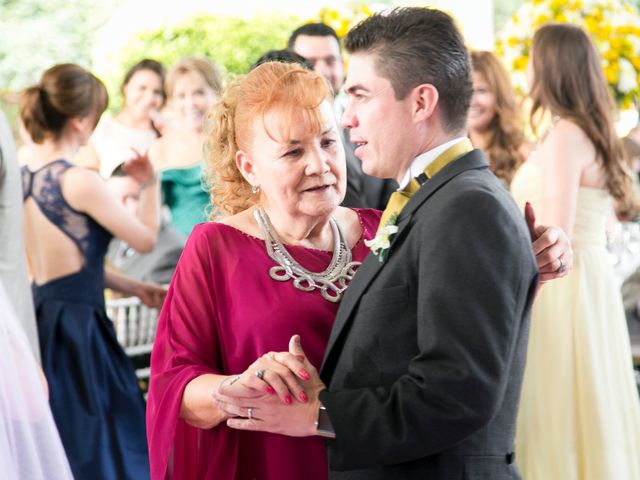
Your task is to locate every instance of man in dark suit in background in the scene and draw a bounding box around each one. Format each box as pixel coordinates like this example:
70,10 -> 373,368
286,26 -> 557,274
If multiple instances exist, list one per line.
222,8 -> 570,479
288,22 -> 396,210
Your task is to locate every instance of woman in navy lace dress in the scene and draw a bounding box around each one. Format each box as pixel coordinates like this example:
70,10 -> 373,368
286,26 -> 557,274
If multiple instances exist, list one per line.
19,64 -> 161,480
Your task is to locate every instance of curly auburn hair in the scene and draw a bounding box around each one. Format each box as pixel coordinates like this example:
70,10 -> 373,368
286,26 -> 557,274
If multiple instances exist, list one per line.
204,62 -> 332,217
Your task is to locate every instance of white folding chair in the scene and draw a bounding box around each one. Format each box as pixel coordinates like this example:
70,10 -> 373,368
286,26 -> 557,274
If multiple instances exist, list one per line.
106,297 -> 159,387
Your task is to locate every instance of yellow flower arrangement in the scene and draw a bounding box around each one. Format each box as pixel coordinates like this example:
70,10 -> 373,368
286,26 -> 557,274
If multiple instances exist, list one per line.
496,0 -> 640,109
314,3 -> 377,38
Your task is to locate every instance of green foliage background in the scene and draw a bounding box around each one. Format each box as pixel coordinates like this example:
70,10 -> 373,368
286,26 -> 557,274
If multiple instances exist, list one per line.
0,0 -> 123,131
106,14 -> 302,112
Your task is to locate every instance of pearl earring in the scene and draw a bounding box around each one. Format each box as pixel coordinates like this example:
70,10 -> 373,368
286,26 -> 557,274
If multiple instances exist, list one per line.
252,185 -> 259,194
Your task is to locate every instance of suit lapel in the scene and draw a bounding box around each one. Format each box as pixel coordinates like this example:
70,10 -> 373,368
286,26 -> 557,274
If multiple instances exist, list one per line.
322,150 -> 490,372
399,150 -> 487,223
387,150 -> 488,250
324,250 -> 382,358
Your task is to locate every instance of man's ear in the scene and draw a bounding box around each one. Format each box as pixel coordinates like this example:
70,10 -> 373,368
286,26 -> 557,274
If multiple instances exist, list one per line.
235,150 -> 256,186
411,83 -> 439,123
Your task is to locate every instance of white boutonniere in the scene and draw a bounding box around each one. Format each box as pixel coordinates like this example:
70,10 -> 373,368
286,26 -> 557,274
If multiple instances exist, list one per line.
365,215 -> 399,263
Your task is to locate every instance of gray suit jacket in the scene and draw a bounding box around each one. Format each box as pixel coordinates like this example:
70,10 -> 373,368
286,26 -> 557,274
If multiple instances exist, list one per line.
320,149 -> 538,479
106,212 -> 185,285
0,110 -> 39,362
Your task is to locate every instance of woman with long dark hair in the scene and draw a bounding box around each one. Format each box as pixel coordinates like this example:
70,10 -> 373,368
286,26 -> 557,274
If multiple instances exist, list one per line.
511,23 -> 640,479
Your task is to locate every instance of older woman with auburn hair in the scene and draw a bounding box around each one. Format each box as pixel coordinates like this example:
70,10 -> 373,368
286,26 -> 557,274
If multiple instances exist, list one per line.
511,23 -> 640,479
468,50 -> 531,186
146,62 -> 381,480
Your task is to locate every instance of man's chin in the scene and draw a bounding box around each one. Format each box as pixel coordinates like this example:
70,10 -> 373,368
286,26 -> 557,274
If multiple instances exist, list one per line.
361,161 -> 383,179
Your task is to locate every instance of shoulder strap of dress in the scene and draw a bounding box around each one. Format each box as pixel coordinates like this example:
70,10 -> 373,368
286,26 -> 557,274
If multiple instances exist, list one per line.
21,165 -> 33,202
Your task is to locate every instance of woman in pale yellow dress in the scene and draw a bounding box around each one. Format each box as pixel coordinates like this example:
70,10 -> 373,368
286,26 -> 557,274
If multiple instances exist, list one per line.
511,23 -> 640,480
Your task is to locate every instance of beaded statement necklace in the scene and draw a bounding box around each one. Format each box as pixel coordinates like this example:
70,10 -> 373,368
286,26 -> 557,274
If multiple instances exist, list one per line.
253,207 -> 361,303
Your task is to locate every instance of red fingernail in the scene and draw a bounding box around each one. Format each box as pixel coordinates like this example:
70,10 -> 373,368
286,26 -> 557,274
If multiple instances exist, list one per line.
266,386 -> 275,395
298,392 -> 308,403
299,370 -> 311,380
285,395 -> 293,405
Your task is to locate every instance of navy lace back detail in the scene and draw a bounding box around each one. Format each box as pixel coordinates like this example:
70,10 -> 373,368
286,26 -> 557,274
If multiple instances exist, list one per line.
21,159 -> 112,274
24,160 -> 150,479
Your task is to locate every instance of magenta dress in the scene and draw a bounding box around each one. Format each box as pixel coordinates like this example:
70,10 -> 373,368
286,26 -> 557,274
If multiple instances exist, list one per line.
147,208 -> 381,480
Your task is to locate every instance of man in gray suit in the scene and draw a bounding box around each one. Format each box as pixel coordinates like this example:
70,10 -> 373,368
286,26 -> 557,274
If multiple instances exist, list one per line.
106,163 -> 185,285
0,109 -> 40,362
289,23 -> 396,210
222,8 -> 545,479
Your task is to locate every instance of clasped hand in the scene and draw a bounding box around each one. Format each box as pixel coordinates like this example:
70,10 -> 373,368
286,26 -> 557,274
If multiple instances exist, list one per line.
525,202 -> 573,282
212,335 -> 325,437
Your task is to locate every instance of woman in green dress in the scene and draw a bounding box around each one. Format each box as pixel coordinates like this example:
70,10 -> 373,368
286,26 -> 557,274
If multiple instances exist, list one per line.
149,57 -> 223,236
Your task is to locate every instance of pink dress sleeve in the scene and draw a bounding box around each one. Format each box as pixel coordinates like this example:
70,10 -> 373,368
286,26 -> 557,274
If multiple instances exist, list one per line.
146,225 -> 229,479
146,209 -> 382,480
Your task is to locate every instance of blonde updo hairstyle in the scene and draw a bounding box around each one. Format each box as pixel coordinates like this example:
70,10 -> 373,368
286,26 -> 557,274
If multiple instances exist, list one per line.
205,62 -> 332,217
166,57 -> 224,99
20,63 -> 108,144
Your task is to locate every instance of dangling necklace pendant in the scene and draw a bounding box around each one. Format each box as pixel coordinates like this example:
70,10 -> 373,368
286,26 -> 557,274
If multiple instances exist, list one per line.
253,207 -> 361,303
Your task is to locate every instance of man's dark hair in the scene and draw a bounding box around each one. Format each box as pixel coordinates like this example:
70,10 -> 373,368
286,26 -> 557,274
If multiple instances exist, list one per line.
251,49 -> 313,71
345,7 -> 472,132
287,23 -> 340,50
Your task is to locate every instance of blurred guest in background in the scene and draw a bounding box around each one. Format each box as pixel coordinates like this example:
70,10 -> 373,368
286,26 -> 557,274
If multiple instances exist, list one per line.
623,127 -> 640,186
148,57 -> 222,236
622,268 -> 640,336
288,23 -> 344,96
468,50 -> 531,187
20,63 -> 161,479
0,279 -> 73,480
106,162 -> 185,285
511,23 -> 640,480
0,108 -> 39,361
75,58 -> 166,178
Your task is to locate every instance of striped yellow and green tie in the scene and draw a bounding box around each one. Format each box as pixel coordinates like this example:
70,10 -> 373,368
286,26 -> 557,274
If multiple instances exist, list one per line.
376,138 -> 474,233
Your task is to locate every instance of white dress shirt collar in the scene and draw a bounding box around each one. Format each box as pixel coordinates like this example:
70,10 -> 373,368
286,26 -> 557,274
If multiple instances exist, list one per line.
397,137 -> 468,190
